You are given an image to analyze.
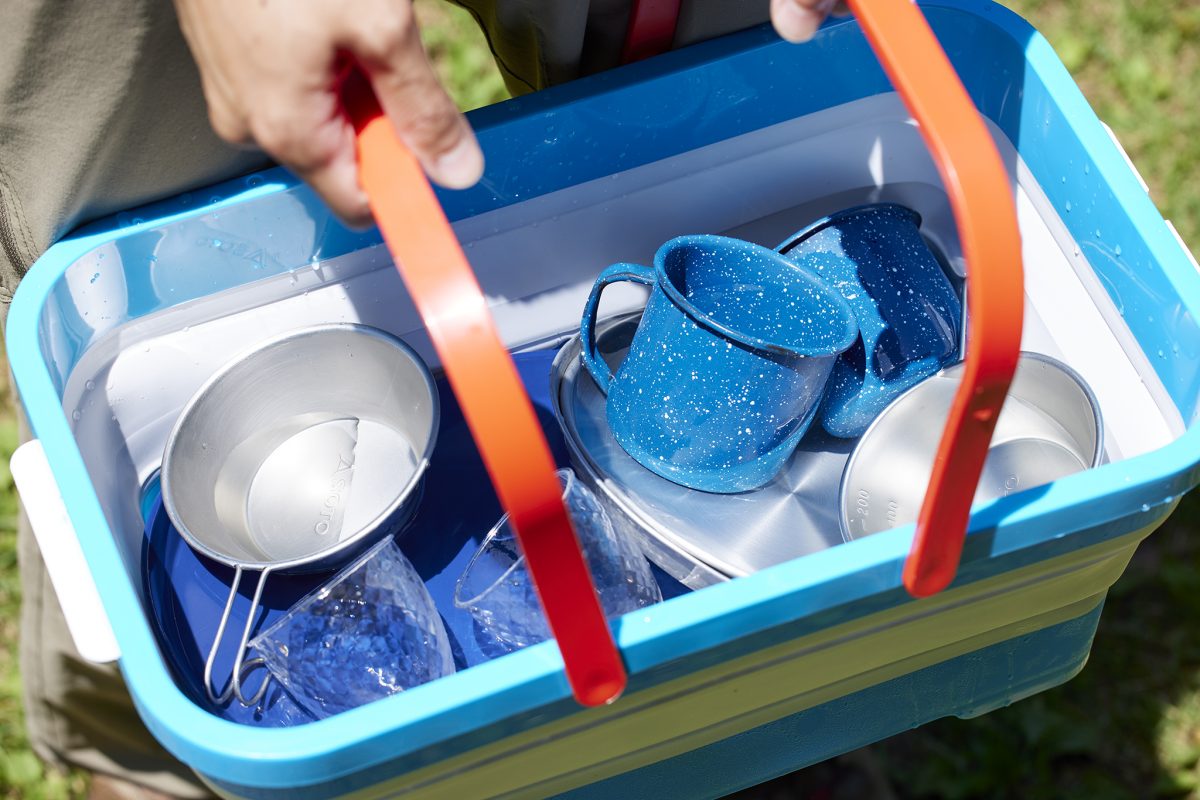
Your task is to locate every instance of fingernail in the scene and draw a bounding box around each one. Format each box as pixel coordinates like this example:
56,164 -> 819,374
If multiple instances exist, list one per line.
432,137 -> 484,190
774,1 -> 823,43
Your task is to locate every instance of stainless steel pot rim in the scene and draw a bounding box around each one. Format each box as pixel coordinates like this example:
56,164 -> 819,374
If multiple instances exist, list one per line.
836,350 -> 1104,543
160,322 -> 440,572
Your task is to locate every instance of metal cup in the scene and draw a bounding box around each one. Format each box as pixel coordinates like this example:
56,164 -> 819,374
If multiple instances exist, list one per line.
840,352 -> 1102,541
777,204 -> 963,439
580,235 -> 859,493
161,323 -> 439,705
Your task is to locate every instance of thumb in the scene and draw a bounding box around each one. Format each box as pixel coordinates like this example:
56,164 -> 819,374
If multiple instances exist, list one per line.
771,0 -> 836,43
350,15 -> 483,189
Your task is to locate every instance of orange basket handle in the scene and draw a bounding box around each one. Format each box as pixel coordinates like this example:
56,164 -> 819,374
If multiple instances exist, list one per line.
345,0 -> 1021,707
847,0 -> 1024,596
621,0 -> 1026,596
345,76 -> 626,707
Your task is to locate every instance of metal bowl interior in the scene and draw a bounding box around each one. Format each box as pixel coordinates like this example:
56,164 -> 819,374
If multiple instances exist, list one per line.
161,324 -> 439,570
840,352 -> 1102,541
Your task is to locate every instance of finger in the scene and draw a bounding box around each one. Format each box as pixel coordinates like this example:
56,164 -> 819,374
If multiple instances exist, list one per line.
252,93 -> 373,227
291,123 -> 374,228
347,13 -> 484,189
770,0 -> 833,43
199,78 -> 257,148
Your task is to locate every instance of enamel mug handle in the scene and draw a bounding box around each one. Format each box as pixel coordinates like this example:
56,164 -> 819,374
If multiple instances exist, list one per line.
580,262 -> 656,393
10,440 -> 120,664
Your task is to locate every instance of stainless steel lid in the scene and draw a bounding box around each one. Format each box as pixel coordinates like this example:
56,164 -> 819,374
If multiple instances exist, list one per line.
551,313 -> 848,579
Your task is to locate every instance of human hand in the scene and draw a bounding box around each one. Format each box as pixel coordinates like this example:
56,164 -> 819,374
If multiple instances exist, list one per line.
770,0 -> 849,43
173,0 -> 483,227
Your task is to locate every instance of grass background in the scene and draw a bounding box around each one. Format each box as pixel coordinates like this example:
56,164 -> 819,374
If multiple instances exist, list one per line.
1,0 -> 1197,797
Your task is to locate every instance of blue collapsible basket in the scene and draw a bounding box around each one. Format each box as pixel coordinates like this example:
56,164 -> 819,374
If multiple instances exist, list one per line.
7,2 -> 1200,797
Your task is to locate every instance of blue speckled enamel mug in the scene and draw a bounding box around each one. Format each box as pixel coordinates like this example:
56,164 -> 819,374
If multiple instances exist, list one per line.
580,235 -> 858,493
776,203 -> 962,438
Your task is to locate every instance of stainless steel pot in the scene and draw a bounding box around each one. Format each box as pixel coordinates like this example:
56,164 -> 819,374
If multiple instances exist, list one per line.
161,324 -> 439,705
840,351 -> 1103,541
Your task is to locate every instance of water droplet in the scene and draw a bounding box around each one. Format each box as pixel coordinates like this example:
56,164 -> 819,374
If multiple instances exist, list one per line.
1064,201 -> 1072,212
1141,503 -> 1151,513
1114,245 -> 1122,256
90,272 -> 100,284
71,410 -> 81,421
1084,163 -> 1090,174
85,380 -> 95,391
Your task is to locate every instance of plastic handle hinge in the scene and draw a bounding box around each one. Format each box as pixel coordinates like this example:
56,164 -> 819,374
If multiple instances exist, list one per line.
10,440 -> 121,663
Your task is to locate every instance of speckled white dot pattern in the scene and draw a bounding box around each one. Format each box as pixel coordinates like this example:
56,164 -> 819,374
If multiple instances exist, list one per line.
778,204 -> 962,438
604,237 -> 856,493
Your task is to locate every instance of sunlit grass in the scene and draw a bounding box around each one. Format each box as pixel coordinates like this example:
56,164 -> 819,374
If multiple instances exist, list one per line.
1,2 -> 1196,798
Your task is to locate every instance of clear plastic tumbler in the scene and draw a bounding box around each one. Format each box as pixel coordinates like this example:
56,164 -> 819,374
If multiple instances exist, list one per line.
454,468 -> 662,656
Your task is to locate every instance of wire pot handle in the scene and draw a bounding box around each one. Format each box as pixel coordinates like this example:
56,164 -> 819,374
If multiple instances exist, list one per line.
204,565 -> 271,706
